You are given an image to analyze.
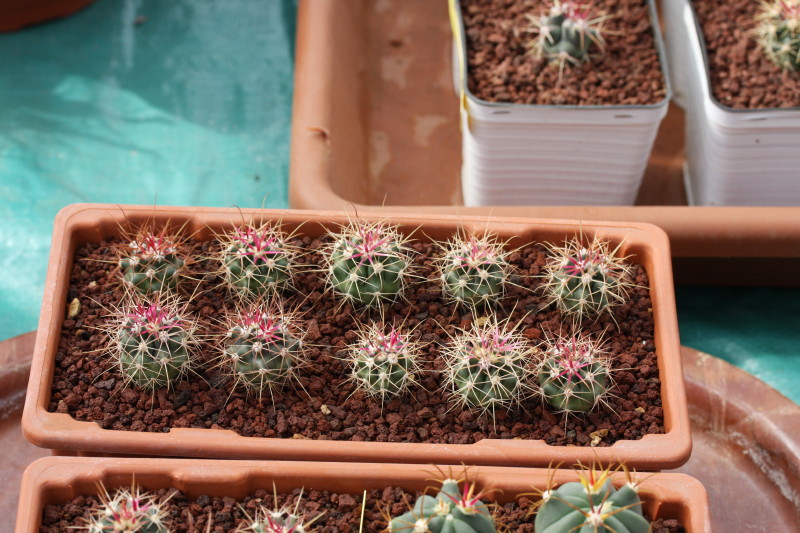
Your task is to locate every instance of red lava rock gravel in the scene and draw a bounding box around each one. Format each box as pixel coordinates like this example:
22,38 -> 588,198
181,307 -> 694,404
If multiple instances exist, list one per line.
692,0 -> 800,109
460,0 -> 667,106
40,486 -> 684,533
48,231 -> 664,446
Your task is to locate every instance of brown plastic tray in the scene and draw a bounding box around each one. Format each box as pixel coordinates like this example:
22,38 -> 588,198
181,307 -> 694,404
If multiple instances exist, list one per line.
15,457 -> 710,533
288,0 -> 800,286
22,203 -> 690,469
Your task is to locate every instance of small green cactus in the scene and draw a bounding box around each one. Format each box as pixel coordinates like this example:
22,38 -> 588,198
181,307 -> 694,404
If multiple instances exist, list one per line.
348,323 -> 422,402
113,296 -> 194,390
119,230 -> 185,294
222,303 -> 304,399
534,465 -> 650,533
220,222 -> 297,296
528,1 -> 608,71
541,236 -> 633,322
85,485 -> 170,533
242,488 -> 323,533
325,220 -> 412,307
758,1 -> 800,72
389,479 -> 495,533
442,318 -> 532,417
536,333 -> 611,414
439,233 -> 510,307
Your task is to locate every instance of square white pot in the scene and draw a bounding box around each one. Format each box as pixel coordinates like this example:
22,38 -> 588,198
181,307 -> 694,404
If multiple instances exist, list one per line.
663,0 -> 800,206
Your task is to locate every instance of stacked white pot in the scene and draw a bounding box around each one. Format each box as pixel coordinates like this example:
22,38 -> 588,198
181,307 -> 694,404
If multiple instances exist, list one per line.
452,0 -> 671,207
664,0 -> 800,206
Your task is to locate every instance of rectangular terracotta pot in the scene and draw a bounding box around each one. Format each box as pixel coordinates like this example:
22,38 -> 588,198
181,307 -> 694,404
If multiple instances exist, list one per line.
288,0 -> 800,285
22,203 -> 690,469
15,457 -> 712,533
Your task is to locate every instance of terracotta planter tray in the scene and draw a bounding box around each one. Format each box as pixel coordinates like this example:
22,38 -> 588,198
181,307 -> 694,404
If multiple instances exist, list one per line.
0,0 -> 95,32
23,203 -> 690,469
288,0 -> 800,286
15,457 -> 711,533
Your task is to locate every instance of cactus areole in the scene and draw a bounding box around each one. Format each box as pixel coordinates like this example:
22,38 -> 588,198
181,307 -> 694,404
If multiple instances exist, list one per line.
389,480 -> 495,533
222,224 -> 294,295
119,233 -> 184,294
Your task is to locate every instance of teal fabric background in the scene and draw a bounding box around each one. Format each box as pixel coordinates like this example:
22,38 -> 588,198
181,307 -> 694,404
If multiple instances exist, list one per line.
0,0 -> 797,404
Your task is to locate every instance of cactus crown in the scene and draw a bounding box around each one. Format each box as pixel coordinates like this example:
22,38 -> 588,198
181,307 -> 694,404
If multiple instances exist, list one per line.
85,485 -> 170,533
220,222 -> 297,296
221,302 -> 304,400
533,464 -> 649,533
388,479 -> 495,533
325,220 -> 413,308
528,1 -> 608,73
348,323 -> 422,403
442,318 -> 532,418
757,0 -> 800,72
536,332 -> 612,414
112,295 -> 195,390
243,488 -> 323,533
542,236 -> 633,322
119,229 -> 185,294
438,233 -> 510,307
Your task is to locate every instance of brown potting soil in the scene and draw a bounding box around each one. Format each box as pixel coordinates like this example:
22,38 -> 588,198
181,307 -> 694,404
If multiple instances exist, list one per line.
692,0 -> 800,109
459,0 -> 667,106
48,233 -> 664,446
39,485 -> 684,533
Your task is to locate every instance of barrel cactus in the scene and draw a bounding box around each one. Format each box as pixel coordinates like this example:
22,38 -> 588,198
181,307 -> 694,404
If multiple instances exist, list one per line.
758,0 -> 800,72
220,222 -> 297,297
222,303 -> 304,399
541,236 -> 633,322
325,220 -> 413,308
442,318 -> 532,417
537,333 -> 611,414
348,323 -> 422,403
389,479 -> 495,533
243,490 -> 323,533
113,295 -> 195,390
118,229 -> 185,294
528,0 -> 608,70
534,466 -> 650,533
85,485 -> 169,533
439,233 -> 510,307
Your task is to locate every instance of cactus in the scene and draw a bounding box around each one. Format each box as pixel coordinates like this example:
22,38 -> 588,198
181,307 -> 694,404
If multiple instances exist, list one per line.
534,465 -> 649,533
113,295 -> 194,390
220,222 -> 297,296
536,333 -> 611,414
348,323 -> 422,402
389,479 -> 495,533
221,303 -> 304,399
85,485 -> 170,533
757,0 -> 800,72
242,488 -> 323,533
442,318 -> 532,417
325,220 -> 412,307
541,236 -> 633,322
438,233 -> 510,307
528,1 -> 608,70
118,229 -> 185,294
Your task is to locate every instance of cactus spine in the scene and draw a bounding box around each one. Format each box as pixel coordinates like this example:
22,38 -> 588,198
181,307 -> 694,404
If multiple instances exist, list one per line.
534,465 -> 650,533
114,296 -> 194,390
220,222 -> 296,296
243,488 -> 323,533
758,1 -> 800,72
439,233 -> 510,307
537,333 -> 611,414
325,220 -> 412,307
85,485 -> 169,533
222,303 -> 304,398
542,236 -> 633,322
119,230 -> 185,294
389,479 -> 495,533
348,323 -> 422,402
528,1 -> 607,69
442,319 -> 532,417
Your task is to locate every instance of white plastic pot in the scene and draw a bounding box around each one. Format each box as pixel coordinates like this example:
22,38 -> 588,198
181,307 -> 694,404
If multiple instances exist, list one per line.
663,0 -> 800,206
451,0 -> 671,207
